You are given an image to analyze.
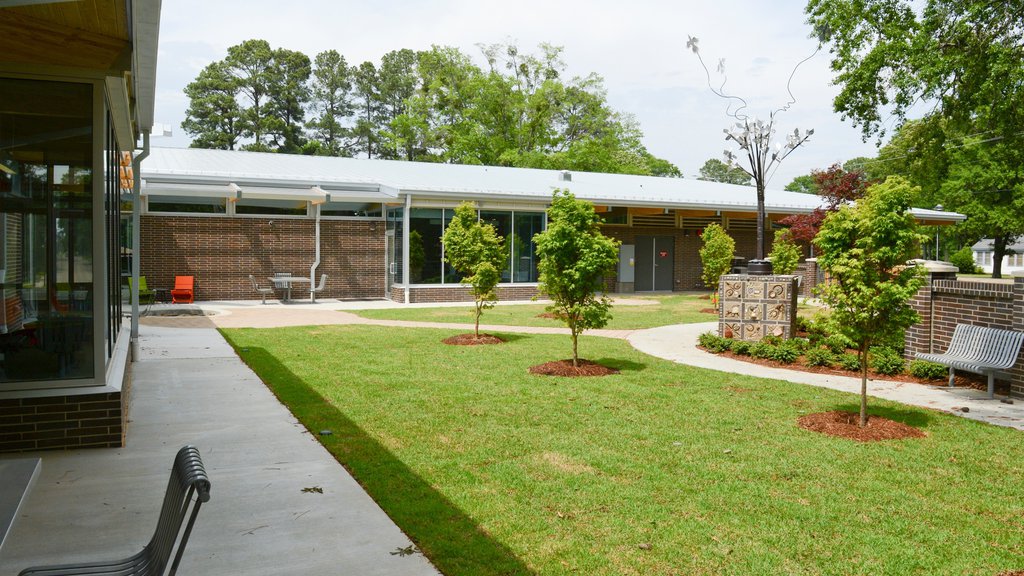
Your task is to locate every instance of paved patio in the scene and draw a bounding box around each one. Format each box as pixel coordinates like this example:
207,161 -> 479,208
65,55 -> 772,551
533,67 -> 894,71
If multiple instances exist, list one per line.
0,322 -> 440,576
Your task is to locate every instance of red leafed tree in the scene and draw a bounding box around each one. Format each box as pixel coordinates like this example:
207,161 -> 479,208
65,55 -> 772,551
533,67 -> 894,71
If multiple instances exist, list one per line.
780,163 -> 873,242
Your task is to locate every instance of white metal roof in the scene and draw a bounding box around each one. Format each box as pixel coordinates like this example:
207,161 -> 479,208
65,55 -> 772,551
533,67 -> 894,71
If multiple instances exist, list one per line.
140,147 -> 966,221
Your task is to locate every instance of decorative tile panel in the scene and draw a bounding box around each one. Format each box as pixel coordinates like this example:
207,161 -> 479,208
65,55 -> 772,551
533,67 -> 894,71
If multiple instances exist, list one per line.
718,274 -> 799,341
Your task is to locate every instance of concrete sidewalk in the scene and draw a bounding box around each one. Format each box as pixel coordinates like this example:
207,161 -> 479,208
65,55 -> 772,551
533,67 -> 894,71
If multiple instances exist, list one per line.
630,322 -> 1024,430
0,324 -> 440,576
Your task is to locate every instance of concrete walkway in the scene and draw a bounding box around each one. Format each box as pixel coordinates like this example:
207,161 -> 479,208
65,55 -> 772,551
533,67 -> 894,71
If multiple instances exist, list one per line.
0,323 -> 440,576
630,322 -> 1024,430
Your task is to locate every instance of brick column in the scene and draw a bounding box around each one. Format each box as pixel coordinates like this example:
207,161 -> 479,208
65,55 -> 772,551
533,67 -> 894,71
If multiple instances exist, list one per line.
1012,276 -> 1024,398
904,265 -> 957,359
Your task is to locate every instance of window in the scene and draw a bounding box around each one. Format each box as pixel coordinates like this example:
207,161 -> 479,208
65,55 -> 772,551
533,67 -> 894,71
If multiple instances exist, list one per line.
321,201 -> 382,218
148,195 -> 226,214
599,206 -> 629,225
0,78 -> 96,384
480,211 -> 513,282
513,212 -> 544,282
409,209 -> 444,283
235,198 -> 306,216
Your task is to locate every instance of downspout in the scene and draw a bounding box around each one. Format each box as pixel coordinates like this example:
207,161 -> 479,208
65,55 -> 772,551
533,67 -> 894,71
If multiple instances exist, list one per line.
403,193 -> 411,304
309,198 -> 321,301
130,130 -> 150,361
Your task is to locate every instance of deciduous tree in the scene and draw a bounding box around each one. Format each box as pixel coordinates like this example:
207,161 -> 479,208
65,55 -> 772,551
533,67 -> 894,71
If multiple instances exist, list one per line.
698,158 -> 751,186
534,190 -> 620,366
441,202 -> 506,337
814,177 -> 925,427
699,223 -> 735,294
769,229 -> 802,275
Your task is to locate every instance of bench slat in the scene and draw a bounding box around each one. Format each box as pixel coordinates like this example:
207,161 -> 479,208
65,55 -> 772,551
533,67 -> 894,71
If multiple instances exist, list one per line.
915,324 -> 1023,399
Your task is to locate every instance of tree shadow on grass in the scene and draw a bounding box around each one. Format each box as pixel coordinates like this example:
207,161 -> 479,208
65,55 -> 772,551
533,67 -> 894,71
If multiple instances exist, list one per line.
235,346 -> 534,576
829,402 -> 936,429
592,357 -> 647,372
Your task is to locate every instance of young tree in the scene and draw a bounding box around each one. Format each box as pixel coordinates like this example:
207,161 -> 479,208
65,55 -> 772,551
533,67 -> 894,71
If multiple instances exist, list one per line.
534,190 -> 620,366
769,229 -> 801,275
698,223 -> 735,297
441,202 -> 505,338
814,176 -> 925,427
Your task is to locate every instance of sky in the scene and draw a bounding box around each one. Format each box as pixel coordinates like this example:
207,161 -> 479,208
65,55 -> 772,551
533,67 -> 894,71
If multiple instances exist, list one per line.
153,0 -> 882,186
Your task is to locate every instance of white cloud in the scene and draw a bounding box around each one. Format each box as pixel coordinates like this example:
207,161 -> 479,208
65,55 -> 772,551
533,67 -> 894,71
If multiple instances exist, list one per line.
153,0 -> 879,183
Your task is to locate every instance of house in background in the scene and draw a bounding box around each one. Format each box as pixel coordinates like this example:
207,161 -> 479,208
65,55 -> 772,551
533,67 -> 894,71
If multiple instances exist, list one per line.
972,239 -> 1024,275
0,0 -> 161,452
138,147 -> 964,304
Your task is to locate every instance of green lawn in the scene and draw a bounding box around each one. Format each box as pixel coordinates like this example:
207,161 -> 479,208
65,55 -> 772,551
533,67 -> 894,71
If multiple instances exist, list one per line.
223,325 -> 1024,575
352,293 -> 721,329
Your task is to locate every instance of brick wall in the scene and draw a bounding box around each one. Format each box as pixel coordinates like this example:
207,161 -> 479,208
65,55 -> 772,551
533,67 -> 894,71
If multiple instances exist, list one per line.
141,216 -> 385,301
905,272 -> 1024,397
0,390 -> 125,452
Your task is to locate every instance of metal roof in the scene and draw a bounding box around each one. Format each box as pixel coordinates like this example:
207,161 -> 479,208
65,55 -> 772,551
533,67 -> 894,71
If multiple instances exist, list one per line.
141,147 -> 966,221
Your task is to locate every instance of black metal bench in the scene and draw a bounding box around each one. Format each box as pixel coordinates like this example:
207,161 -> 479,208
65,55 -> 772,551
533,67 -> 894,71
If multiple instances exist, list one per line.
19,445 -> 211,576
916,324 -> 1024,399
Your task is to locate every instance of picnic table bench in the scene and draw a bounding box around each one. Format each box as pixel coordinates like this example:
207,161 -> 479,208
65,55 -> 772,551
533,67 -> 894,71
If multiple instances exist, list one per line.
915,324 -> 1024,399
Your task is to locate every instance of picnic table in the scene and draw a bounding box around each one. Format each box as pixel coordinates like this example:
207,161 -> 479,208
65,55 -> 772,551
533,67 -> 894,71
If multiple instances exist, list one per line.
268,276 -> 311,302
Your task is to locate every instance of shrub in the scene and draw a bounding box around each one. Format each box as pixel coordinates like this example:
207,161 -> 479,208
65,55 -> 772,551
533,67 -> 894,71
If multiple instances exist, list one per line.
699,332 -> 732,353
909,359 -> 948,380
750,340 -> 776,359
869,347 -> 906,375
767,342 -> 801,364
795,316 -> 812,334
822,334 -> 854,355
770,229 -> 802,275
805,347 -> 835,367
699,223 -> 735,290
838,353 -> 861,371
730,340 -> 753,356
949,246 -> 980,274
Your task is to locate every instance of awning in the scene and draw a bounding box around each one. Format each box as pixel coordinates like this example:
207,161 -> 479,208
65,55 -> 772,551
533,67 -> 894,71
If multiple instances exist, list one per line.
141,181 -> 238,198
141,180 -> 397,203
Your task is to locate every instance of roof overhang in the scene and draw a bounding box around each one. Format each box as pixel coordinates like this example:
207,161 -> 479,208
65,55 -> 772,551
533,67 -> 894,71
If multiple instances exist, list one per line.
142,178 -> 398,203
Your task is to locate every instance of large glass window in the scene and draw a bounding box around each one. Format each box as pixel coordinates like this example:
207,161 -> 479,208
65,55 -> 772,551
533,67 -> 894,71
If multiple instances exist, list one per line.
480,211 -> 513,282
0,78 -> 95,384
386,207 -> 403,285
148,195 -> 226,214
235,198 -> 306,215
409,209 -> 443,283
513,212 -> 544,282
321,201 -> 382,218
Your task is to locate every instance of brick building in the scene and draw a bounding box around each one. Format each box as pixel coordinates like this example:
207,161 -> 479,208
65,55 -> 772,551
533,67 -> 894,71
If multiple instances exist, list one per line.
138,148 -> 963,304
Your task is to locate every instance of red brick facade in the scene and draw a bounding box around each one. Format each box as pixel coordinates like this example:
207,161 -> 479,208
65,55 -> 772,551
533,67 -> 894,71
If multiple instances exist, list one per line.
905,273 -> 1024,397
141,215 -> 386,301
0,390 -> 126,452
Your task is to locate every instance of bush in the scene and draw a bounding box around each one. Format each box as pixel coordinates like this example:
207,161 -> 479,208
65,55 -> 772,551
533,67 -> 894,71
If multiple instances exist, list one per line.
699,332 -> 732,353
909,359 -> 948,380
838,352 -> 861,371
949,246 -> 980,274
750,341 -> 776,359
699,223 -> 735,289
869,347 -> 906,375
770,229 -> 802,275
730,340 -> 753,356
767,342 -> 801,364
805,347 -> 836,368
822,334 -> 855,355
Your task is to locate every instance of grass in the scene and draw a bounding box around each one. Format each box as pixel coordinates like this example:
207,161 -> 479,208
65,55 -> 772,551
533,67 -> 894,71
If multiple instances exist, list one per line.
352,292 -> 721,329
223,325 -> 1024,575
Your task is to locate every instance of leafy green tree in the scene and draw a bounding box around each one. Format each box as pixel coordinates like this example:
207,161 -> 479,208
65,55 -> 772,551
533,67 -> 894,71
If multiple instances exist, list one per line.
784,174 -> 817,194
352,61 -> 381,158
182,61 -> 242,150
814,177 -> 925,427
225,39 -> 277,151
698,158 -> 751,186
808,0 -> 1024,276
441,202 -> 506,337
534,190 -> 620,366
699,223 -> 735,294
268,47 -> 311,153
769,229 -> 801,275
307,50 -> 356,157
948,246 -> 978,274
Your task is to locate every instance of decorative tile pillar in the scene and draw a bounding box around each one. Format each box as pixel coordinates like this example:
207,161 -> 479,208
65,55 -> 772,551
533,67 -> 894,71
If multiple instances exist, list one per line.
719,274 -> 799,340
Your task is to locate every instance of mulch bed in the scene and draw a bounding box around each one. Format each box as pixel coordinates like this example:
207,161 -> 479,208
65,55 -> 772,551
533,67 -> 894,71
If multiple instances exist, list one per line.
997,571 -> 1024,576
535,312 -> 562,320
529,359 -> 620,377
699,308 -> 718,314
700,347 -> 1000,392
797,411 -> 927,442
442,333 -> 505,345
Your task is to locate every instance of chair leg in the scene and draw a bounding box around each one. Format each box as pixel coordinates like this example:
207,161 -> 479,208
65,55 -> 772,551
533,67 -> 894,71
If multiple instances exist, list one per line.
948,367 -> 955,388
987,372 -> 995,399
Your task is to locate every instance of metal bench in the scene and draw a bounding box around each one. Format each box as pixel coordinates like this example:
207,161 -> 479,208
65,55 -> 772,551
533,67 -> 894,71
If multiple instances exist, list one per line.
20,445 -> 211,576
916,324 -> 1024,399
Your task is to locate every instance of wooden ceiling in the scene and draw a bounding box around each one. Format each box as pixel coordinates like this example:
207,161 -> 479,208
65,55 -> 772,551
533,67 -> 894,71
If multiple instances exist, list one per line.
0,0 -> 129,70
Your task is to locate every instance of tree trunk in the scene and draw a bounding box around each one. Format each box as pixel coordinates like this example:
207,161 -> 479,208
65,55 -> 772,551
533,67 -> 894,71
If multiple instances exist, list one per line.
571,328 -> 579,367
859,344 -> 869,427
474,300 -> 481,338
992,235 -> 1007,279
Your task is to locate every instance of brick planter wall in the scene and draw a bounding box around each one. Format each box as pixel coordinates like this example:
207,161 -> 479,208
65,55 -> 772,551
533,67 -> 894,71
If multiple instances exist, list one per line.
905,273 -> 1024,397
0,390 -> 126,452
141,216 -> 385,301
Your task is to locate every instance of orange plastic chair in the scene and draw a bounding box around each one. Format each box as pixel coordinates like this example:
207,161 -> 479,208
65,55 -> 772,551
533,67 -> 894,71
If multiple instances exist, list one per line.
170,276 -> 194,304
